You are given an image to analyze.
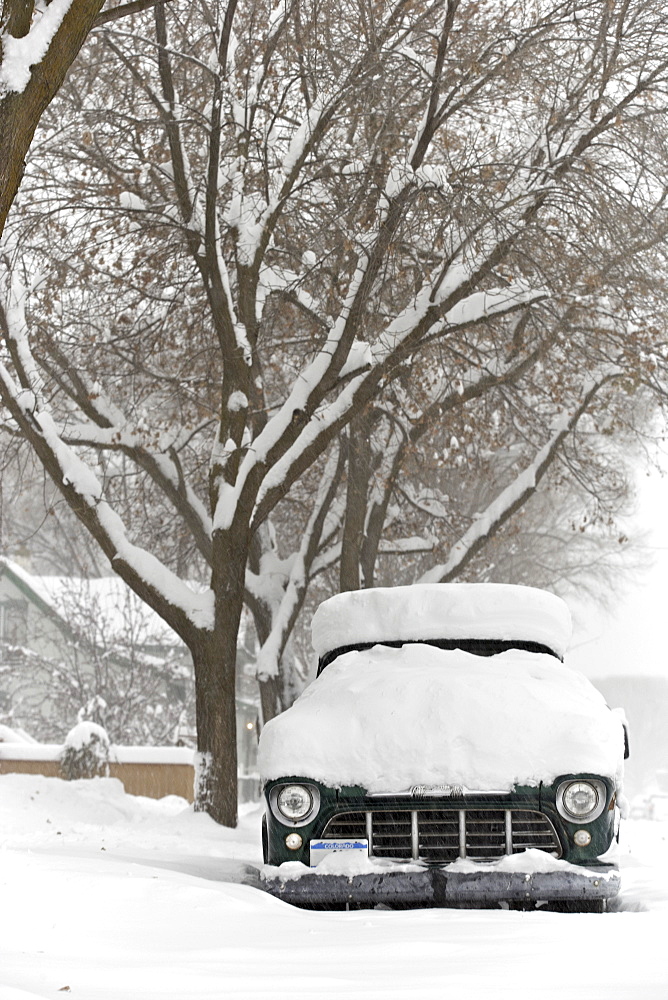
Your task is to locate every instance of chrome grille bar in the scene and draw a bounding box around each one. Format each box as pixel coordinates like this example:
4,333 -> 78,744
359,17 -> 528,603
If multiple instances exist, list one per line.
458,809 -> 466,859
322,808 -> 561,863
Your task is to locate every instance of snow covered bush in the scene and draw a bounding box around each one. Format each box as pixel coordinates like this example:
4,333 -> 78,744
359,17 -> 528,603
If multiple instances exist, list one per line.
60,721 -> 111,780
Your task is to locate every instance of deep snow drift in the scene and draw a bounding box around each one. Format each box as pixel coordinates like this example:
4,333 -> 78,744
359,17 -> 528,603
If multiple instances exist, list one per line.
311,583 -> 573,658
1,774 -> 668,1000
259,645 -> 625,790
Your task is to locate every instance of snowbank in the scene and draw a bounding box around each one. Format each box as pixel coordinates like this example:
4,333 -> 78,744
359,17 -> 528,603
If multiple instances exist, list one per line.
311,583 -> 572,659
258,645 -> 625,791
0,772 -> 261,859
1,773 -> 668,999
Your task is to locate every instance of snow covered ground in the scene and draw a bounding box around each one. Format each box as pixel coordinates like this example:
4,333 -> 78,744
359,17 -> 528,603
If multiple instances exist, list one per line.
1,775 -> 667,1000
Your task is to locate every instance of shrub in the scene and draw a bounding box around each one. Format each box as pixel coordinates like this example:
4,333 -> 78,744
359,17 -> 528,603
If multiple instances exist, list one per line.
60,721 -> 111,780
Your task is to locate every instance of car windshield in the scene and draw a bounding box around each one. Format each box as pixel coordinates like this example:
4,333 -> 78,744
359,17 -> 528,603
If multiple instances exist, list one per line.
316,637 -> 559,675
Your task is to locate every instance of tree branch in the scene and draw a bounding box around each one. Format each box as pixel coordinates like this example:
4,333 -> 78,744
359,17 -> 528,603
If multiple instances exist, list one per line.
0,0 -> 106,235
94,0 -> 173,29
419,375 -> 620,585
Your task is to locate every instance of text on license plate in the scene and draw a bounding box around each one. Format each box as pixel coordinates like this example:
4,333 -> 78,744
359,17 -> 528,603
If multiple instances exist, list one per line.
309,838 -> 369,868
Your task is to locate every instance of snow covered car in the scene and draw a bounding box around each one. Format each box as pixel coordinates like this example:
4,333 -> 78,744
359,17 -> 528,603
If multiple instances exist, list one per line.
259,584 -> 627,909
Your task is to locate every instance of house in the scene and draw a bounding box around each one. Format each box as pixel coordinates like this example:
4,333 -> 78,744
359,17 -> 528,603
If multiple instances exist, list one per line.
0,557 -> 260,795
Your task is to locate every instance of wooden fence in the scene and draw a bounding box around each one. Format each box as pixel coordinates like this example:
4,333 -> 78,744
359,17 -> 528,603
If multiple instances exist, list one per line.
0,744 -> 261,803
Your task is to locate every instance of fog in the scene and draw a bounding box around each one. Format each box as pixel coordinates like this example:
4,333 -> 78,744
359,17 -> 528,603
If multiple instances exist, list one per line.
569,466 -> 668,802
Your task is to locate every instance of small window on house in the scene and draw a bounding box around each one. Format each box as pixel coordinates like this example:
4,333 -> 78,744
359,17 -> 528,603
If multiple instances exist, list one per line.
0,599 -> 28,646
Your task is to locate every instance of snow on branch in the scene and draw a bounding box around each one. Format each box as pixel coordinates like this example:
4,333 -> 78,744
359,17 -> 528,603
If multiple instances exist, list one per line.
443,284 -> 549,330
32,347 -> 214,561
249,370 -> 368,528
225,94 -> 333,271
0,285 -> 214,637
0,0 -> 74,95
373,269 -> 547,364
212,260 -> 377,531
378,535 -> 438,555
225,3 -> 421,276
3,373 -> 215,633
252,446 -> 345,681
249,288 -> 549,530
0,264 -> 43,396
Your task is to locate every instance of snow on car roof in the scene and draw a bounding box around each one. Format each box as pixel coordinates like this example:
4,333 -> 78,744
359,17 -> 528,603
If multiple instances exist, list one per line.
258,645 -> 625,792
311,583 -> 572,660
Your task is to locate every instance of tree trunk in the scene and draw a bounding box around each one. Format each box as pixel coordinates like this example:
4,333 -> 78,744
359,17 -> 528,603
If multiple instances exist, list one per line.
191,628 -> 238,828
259,675 -> 285,726
247,572 -> 290,725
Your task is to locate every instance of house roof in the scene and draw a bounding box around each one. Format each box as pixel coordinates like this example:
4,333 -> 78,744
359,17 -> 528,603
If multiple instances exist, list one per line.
0,558 -> 183,648
0,558 -> 253,655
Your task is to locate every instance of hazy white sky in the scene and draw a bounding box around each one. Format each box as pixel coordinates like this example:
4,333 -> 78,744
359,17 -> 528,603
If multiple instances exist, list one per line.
569,466 -> 668,679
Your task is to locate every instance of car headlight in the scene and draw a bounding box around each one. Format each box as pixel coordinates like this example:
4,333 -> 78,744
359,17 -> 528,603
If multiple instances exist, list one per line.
556,779 -> 607,823
277,784 -> 312,820
269,783 -> 322,828
563,781 -> 598,817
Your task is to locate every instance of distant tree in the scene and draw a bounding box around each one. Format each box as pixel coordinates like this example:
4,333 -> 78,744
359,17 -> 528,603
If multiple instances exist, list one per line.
0,577 -> 195,743
0,435 -> 110,575
2,0 -> 668,826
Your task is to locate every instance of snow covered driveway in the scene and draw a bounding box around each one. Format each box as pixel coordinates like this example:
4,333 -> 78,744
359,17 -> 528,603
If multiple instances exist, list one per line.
1,776 -> 667,1000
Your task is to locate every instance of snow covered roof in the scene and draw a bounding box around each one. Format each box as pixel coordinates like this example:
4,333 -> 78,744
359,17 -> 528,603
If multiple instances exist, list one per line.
1,558 -> 182,647
37,573 -> 182,647
0,723 -> 36,744
0,742 -> 194,765
1,557 -> 254,658
311,583 -> 572,660
258,645 -> 625,791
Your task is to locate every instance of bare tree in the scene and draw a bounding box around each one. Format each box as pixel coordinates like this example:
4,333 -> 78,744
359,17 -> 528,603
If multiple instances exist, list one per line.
2,0 -> 668,825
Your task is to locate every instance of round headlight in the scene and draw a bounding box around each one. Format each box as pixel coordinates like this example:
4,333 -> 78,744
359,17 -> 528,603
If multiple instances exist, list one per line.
277,784 -> 313,822
562,781 -> 599,819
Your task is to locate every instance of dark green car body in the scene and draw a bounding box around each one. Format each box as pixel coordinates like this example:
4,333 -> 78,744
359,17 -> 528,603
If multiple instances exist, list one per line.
262,772 -> 621,907
264,774 -> 617,867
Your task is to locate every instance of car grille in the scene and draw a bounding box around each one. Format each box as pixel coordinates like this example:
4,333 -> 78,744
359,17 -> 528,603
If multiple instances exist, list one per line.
321,808 -> 561,862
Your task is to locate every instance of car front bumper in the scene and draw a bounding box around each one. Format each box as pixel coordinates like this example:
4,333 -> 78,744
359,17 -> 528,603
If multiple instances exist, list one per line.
262,864 -> 620,907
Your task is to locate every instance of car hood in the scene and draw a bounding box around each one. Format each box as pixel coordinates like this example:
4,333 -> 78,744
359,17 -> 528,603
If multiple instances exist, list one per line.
258,644 -> 625,793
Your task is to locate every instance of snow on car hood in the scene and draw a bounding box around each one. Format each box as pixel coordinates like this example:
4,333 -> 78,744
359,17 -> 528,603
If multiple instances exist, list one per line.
258,644 -> 624,792
311,583 -> 572,660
